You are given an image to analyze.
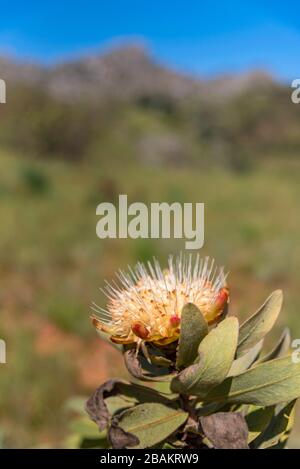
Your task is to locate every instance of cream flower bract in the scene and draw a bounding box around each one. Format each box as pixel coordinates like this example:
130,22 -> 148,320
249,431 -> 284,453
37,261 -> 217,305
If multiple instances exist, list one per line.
91,255 -> 229,346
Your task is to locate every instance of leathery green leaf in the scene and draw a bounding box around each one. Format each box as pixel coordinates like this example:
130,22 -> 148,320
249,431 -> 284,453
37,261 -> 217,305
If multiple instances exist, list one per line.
236,290 -> 283,357
228,340 -> 263,377
176,303 -> 208,369
257,327 -> 291,364
171,317 -> 239,396
204,356 -> 300,406
244,405 -> 274,443
114,403 -> 188,449
254,400 -> 296,449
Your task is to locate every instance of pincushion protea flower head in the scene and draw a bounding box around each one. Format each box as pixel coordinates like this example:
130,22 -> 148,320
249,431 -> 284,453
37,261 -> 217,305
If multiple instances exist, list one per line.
91,254 -> 229,347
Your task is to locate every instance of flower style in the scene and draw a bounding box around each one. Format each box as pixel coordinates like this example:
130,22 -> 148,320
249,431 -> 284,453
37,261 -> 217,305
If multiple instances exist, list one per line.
91,254 -> 229,346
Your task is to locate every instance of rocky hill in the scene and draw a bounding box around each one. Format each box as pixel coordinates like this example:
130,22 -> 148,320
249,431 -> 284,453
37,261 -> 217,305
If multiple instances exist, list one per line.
0,44 -> 277,103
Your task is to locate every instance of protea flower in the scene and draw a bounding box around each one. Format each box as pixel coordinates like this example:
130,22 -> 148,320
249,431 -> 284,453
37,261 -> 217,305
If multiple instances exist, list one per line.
79,255 -> 300,449
91,255 -> 229,346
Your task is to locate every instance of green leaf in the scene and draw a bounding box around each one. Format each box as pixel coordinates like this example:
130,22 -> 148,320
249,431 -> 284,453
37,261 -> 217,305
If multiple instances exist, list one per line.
257,328 -> 291,363
114,381 -> 176,407
171,317 -> 239,396
244,405 -> 274,443
86,379 -> 175,431
204,356 -> 300,406
228,340 -> 263,377
110,403 -> 188,449
176,303 -> 208,369
254,400 -> 296,449
236,290 -> 283,358
105,395 -> 135,415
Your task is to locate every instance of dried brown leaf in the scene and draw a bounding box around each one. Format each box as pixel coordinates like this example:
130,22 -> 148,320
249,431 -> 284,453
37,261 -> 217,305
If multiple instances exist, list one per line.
200,412 -> 249,449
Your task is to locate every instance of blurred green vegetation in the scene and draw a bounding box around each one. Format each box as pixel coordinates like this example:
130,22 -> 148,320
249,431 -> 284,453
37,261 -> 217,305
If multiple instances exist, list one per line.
0,77 -> 300,447
0,80 -> 300,168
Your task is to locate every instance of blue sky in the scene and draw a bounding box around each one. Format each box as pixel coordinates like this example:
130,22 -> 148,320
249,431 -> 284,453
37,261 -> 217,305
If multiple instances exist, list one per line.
0,1 -> 299,80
